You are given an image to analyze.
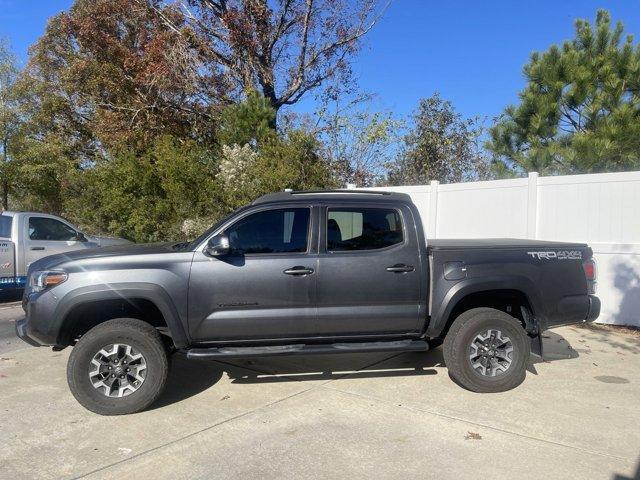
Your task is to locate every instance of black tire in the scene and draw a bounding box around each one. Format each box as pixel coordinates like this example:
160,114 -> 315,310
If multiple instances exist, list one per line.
442,307 -> 530,393
67,318 -> 169,415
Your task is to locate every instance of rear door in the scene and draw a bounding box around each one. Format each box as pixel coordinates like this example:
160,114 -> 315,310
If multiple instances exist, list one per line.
316,203 -> 424,336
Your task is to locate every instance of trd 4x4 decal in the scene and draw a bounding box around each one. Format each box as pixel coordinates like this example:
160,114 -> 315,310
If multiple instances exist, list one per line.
527,250 -> 582,260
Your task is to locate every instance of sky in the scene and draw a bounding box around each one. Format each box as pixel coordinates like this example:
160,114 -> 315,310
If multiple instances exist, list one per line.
1,0 -> 639,123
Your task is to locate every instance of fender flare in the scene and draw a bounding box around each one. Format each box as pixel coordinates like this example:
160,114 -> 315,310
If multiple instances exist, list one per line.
427,275 -> 545,338
54,282 -> 189,348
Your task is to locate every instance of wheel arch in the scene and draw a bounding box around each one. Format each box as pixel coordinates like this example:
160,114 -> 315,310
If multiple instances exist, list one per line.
55,283 -> 189,348
427,275 -> 544,339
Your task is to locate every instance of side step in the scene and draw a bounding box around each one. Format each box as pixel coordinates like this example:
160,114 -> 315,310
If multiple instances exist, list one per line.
186,339 -> 428,360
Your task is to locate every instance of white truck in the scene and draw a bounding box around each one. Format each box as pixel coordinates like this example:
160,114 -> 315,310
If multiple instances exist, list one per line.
0,211 -> 131,292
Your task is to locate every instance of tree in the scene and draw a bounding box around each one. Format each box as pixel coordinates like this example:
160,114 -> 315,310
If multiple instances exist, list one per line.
0,39 -> 19,210
150,0 -> 386,121
11,0 -> 383,238
217,90 -> 276,146
308,95 -> 403,186
68,135 -> 220,242
6,134 -> 78,215
216,93 -> 336,210
257,128 -> 336,192
487,10 -> 640,175
11,0 -> 223,214
386,93 -> 490,185
20,0 -> 219,154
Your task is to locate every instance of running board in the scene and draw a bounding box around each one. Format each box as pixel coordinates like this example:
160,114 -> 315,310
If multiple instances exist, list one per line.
186,339 -> 428,360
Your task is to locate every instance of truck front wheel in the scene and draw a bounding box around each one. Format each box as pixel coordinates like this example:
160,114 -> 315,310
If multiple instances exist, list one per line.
443,308 -> 530,393
67,318 -> 169,415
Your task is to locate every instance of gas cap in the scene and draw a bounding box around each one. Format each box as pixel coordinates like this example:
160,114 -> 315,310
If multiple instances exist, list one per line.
444,261 -> 467,281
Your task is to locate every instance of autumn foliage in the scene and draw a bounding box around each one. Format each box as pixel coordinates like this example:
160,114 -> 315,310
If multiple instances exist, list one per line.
1,6 -> 639,242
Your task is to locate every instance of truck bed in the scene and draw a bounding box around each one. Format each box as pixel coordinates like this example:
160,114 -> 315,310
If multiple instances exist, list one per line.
426,238 -> 595,336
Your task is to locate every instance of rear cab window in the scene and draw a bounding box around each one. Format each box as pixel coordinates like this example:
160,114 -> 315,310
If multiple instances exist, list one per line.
0,215 -> 12,238
327,207 -> 404,251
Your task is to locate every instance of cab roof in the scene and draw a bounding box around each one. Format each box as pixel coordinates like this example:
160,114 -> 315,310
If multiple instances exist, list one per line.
252,190 -> 412,205
1,211 -> 64,218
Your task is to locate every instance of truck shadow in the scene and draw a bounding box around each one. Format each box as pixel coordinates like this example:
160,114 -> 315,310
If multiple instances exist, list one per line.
612,261 -> 640,327
152,330 -> 579,408
612,456 -> 640,480
222,349 -> 442,384
151,349 -> 443,409
0,290 -> 22,302
535,330 -> 580,362
222,329 -> 579,385
150,354 -> 225,409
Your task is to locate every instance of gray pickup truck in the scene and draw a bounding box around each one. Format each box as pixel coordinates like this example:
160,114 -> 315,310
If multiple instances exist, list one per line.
16,191 -> 600,415
1,211 -> 130,292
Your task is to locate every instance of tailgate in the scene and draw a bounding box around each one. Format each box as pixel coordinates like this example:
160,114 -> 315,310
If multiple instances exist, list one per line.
0,239 -> 17,290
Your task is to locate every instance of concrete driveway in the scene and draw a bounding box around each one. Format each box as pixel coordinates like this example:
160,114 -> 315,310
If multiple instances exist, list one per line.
0,301 -> 639,480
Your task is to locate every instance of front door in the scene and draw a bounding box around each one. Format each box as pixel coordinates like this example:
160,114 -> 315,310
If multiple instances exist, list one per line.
316,205 -> 424,336
188,206 -> 318,342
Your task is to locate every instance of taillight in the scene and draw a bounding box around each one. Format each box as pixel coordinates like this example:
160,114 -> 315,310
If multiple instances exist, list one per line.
582,258 -> 597,294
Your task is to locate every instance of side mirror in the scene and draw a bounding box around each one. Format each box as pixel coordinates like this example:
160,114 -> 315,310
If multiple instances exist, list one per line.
76,232 -> 88,242
205,234 -> 230,256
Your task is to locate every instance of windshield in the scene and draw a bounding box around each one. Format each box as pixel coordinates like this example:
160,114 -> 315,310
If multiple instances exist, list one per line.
184,206 -> 252,251
0,215 -> 12,238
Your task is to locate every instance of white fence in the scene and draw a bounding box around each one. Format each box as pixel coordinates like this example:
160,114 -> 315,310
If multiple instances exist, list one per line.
361,171 -> 640,327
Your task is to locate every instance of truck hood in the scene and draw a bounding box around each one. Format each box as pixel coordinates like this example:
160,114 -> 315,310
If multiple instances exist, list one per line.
85,235 -> 133,247
28,242 -> 181,272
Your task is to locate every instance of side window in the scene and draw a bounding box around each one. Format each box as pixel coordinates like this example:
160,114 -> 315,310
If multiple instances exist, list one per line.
225,208 -> 310,254
28,217 -> 78,241
327,208 -> 403,251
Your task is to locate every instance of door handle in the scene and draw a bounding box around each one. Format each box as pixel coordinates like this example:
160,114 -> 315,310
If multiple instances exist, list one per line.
283,266 -> 314,276
386,264 -> 414,273
30,247 -> 45,251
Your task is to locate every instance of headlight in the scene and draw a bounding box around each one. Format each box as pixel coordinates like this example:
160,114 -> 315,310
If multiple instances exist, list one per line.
29,271 -> 68,292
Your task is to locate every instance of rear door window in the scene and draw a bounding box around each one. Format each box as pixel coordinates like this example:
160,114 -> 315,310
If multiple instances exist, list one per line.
327,208 -> 403,251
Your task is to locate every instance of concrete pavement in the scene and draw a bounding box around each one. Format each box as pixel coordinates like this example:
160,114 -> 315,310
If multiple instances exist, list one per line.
0,302 -> 638,480
0,301 -> 24,355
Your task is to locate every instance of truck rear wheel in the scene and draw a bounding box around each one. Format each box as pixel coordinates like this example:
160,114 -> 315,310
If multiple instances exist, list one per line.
67,318 -> 169,415
443,307 -> 530,393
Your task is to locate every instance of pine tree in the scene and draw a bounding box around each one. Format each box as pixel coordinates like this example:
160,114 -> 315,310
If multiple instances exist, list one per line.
487,10 -> 640,175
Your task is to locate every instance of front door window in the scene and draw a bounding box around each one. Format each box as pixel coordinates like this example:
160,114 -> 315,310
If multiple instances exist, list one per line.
225,208 -> 310,255
28,217 -> 78,241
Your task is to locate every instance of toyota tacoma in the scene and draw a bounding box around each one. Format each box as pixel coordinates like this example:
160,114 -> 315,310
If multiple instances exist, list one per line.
16,190 -> 600,415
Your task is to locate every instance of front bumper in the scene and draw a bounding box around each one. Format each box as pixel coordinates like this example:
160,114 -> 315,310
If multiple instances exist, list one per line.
14,292 -> 60,347
15,317 -> 43,347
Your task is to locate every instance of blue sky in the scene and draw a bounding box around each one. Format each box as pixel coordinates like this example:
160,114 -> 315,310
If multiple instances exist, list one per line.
1,0 -> 639,122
